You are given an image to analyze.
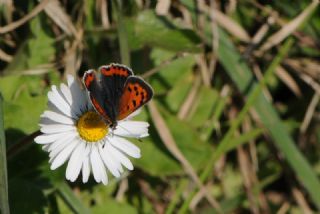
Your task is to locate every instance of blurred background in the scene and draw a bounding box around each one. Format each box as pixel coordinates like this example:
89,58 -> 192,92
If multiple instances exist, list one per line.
1,0 -> 320,213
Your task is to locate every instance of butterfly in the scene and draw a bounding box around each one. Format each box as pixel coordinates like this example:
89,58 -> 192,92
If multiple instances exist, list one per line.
83,63 -> 153,129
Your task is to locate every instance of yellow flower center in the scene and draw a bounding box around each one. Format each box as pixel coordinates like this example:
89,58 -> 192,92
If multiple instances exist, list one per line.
77,111 -> 108,142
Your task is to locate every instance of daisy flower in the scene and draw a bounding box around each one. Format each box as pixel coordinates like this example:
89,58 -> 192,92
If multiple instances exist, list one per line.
35,75 -> 149,185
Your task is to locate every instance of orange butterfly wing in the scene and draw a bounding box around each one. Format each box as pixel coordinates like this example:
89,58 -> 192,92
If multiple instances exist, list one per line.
117,76 -> 153,120
83,70 -> 113,125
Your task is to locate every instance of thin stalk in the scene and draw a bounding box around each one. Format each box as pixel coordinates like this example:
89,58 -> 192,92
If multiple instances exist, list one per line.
113,0 -> 130,66
0,93 -> 10,214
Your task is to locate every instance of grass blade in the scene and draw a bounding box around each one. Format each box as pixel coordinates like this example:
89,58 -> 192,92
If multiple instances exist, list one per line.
223,128 -> 263,157
113,0 -> 130,66
0,93 -> 10,214
56,181 -> 90,214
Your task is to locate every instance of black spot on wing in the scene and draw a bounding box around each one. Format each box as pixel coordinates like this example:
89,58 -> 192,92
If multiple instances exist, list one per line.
125,76 -> 154,101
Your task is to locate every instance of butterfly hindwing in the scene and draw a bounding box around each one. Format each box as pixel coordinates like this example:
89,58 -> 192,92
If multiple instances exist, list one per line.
117,76 -> 153,121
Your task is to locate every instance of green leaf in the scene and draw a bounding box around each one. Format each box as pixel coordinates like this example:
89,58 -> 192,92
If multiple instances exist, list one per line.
223,128 -> 263,157
0,92 -> 10,214
134,11 -> 202,52
134,137 -> 181,176
0,75 -> 47,136
186,87 -> 219,127
149,48 -> 195,94
135,108 -> 212,176
9,178 -> 47,214
165,72 -> 194,112
92,199 -> 137,214
200,89 -> 230,141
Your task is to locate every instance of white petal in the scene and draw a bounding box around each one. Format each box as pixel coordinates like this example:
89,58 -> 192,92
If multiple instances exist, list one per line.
48,133 -> 77,160
50,140 -> 79,170
82,148 -> 91,183
87,98 -> 93,110
90,145 -> 108,184
66,142 -> 86,182
39,117 -> 54,126
52,85 -> 70,107
42,144 -> 50,152
114,121 -> 149,138
47,101 -> 66,117
67,74 -> 87,111
108,136 -> 141,158
98,143 -> 121,177
107,143 -> 133,170
60,84 -> 83,117
48,132 -> 77,151
67,74 -> 75,86
48,87 -> 72,117
60,83 -> 72,105
41,111 -> 75,125
104,141 -> 124,173
35,132 -> 70,144
41,124 -> 76,134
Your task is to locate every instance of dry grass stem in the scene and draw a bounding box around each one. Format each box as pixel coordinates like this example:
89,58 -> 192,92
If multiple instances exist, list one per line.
260,0 -> 319,52
200,3 -> 250,42
138,179 -> 165,214
300,93 -> 320,133
208,0 -> 219,79
0,0 -> 51,34
292,187 -> 314,214
276,202 -> 290,214
299,73 -> 320,95
155,0 -> 171,16
115,178 -> 128,202
189,181 -> 213,211
44,0 -> 78,37
177,75 -> 201,120
286,58 -> 320,79
0,48 -> 12,62
237,145 -> 260,214
195,54 -> 211,86
99,0 -> 110,28
276,66 -> 302,97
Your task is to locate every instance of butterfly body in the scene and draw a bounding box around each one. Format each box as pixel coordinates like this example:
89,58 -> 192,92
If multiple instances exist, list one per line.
83,63 -> 153,128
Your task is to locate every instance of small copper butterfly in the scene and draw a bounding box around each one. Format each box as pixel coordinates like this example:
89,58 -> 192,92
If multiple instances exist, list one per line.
83,63 -> 153,128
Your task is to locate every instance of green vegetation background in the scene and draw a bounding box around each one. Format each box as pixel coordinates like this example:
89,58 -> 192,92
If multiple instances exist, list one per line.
1,0 -> 320,213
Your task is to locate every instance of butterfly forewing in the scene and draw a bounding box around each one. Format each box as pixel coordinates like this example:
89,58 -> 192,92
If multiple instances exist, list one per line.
117,76 -> 153,121
83,70 -> 113,125
99,64 -> 133,123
